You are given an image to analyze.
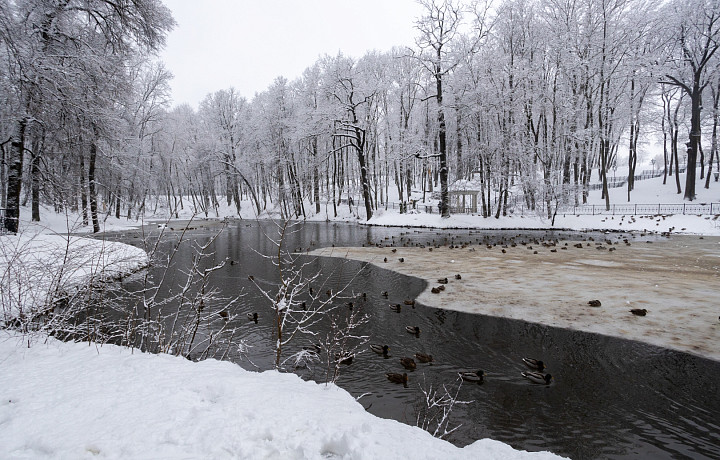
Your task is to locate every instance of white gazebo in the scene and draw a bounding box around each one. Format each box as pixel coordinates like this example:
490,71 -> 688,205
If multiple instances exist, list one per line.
448,171 -> 484,213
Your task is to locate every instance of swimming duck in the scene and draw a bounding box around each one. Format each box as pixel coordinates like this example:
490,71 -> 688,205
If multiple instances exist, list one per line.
406,325 -> 421,335
414,352 -> 433,363
437,277 -> 448,284
588,300 -> 602,307
454,274 -> 462,280
403,299 -> 415,306
218,310 -> 229,320
400,357 -> 417,370
381,291 -> 389,298
522,358 -> 545,371
459,370 -> 484,383
370,344 -> 390,355
386,372 -> 408,386
303,344 -> 322,353
398,257 -> 405,262
335,353 -> 354,365
521,371 -> 553,385
630,308 -> 648,316
389,304 -> 402,312
247,312 -> 258,322
431,286 -> 441,294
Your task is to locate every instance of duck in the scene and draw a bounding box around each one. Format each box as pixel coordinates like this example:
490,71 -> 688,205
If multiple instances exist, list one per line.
247,312 -> 258,322
454,274 -> 462,280
303,344 -> 322,353
437,277 -> 448,284
218,310 -> 229,320
386,372 -> 409,386
588,300 -> 602,307
403,299 -> 415,306
381,291 -> 389,298
431,286 -> 441,294
389,304 -> 402,312
522,358 -> 545,371
459,370 -> 484,383
398,257 -> 405,262
335,353 -> 354,365
406,325 -> 421,335
414,352 -> 434,363
521,371 -> 553,385
400,357 -> 417,370
630,308 -> 648,316
370,344 -> 390,355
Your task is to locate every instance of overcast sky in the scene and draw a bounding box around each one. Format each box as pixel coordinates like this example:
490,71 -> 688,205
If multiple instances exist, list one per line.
159,0 -> 425,109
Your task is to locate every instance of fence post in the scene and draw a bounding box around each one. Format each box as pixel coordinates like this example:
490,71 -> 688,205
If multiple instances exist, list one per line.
612,204 -> 615,215
634,204 -> 637,215
683,203 -> 686,215
658,204 -> 660,215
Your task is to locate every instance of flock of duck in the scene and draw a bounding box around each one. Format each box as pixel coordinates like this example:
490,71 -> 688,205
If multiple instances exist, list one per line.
234,229 -> 663,389
383,352 -> 554,388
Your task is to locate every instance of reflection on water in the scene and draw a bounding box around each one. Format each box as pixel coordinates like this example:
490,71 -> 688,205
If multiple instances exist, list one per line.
113,221 -> 719,460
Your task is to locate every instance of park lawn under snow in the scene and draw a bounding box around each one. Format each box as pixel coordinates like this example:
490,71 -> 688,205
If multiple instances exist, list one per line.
0,332 -> 562,459
365,173 -> 720,235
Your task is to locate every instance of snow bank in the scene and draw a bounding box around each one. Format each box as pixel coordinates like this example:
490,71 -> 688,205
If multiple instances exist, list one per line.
0,230 -> 148,322
0,332 -> 563,459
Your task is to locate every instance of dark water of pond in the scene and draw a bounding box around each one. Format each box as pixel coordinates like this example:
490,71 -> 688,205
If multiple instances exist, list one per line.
113,221 -> 720,460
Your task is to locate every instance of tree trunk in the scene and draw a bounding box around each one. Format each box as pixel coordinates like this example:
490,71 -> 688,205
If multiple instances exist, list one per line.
706,81 -> 719,189
684,86 -> 701,201
88,136 -> 100,233
80,152 -> 88,226
30,136 -> 41,222
4,118 -> 27,233
436,63 -> 450,218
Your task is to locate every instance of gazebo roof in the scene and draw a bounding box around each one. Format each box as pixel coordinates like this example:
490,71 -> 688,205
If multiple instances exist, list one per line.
449,177 -> 483,193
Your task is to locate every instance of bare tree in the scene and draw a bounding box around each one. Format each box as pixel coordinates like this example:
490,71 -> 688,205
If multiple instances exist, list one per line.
661,0 -> 720,200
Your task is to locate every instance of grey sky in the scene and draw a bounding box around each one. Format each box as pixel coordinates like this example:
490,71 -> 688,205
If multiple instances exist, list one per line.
160,0 -> 424,108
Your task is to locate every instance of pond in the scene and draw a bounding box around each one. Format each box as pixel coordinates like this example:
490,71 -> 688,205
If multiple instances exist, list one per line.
112,221 -> 719,460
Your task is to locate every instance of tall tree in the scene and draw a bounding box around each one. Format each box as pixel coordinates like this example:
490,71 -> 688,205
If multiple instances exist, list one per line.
0,0 -> 173,232
661,0 -> 720,200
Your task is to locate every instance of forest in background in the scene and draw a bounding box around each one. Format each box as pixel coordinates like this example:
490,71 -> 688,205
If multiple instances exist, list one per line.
1,0 -> 719,233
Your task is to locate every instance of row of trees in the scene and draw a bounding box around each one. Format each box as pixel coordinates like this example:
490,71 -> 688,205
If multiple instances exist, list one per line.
2,0 -> 719,231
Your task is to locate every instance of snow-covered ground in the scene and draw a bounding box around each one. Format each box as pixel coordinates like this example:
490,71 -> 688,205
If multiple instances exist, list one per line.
364,173 -> 720,235
62,170 -> 719,236
0,221 -> 147,322
1,171 -> 716,459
